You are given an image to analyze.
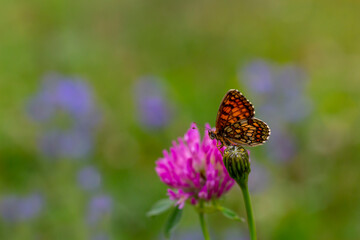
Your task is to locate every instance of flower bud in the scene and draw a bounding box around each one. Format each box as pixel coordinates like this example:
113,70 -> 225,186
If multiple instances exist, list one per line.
223,146 -> 250,182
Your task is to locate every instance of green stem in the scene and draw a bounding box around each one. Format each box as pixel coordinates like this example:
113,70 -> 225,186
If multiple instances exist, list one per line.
198,201 -> 211,240
237,178 -> 257,240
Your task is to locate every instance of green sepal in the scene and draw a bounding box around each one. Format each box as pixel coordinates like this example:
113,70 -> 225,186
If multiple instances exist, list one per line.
218,206 -> 245,222
164,207 -> 183,239
147,199 -> 174,217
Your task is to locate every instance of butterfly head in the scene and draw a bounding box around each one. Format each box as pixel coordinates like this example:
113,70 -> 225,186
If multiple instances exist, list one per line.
208,130 -> 217,140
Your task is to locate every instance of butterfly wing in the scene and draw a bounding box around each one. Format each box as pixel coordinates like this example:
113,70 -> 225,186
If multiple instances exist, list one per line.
215,89 -> 255,132
223,118 -> 270,146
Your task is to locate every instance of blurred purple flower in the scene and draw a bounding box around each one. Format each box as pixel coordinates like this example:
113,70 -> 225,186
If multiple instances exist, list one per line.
241,60 -> 274,94
266,129 -> 297,163
39,129 -> 94,159
28,73 -> 100,160
87,194 -> 112,225
91,233 -> 110,240
240,60 -> 312,162
276,65 -> 312,122
0,193 -> 44,223
28,74 -> 98,123
241,60 -> 311,123
248,162 -> 271,193
155,123 -> 235,209
134,76 -> 172,129
0,195 -> 19,222
77,166 -> 102,191
17,193 -> 44,221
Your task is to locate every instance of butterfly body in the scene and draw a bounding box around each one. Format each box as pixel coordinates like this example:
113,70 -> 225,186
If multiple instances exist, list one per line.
209,89 -> 270,149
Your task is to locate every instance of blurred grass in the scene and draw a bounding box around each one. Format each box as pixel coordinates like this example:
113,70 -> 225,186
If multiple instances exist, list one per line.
0,0 -> 360,239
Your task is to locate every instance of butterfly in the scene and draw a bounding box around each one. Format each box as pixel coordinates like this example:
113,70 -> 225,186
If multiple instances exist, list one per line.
208,89 -> 270,149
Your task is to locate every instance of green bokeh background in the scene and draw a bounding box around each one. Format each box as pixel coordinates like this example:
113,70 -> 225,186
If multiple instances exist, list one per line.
1,0 -> 360,239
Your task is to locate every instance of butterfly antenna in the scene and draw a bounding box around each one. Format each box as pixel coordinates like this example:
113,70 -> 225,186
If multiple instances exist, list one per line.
191,122 -> 212,133
191,122 -> 201,130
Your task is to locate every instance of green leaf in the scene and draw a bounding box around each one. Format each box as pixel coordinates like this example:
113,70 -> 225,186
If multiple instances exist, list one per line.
218,206 -> 245,222
164,207 -> 183,239
147,199 -> 174,217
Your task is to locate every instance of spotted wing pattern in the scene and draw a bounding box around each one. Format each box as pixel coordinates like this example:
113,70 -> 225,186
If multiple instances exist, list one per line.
215,89 -> 255,131
223,118 -> 270,146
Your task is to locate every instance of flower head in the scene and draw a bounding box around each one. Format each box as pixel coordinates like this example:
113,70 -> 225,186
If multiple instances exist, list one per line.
155,123 -> 235,209
223,146 -> 250,183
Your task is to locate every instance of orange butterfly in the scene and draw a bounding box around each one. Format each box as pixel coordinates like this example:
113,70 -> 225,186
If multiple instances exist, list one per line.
208,89 -> 270,149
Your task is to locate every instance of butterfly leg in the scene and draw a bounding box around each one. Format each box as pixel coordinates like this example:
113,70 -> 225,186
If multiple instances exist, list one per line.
216,141 -> 224,152
217,143 -> 223,151
224,138 -> 233,146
